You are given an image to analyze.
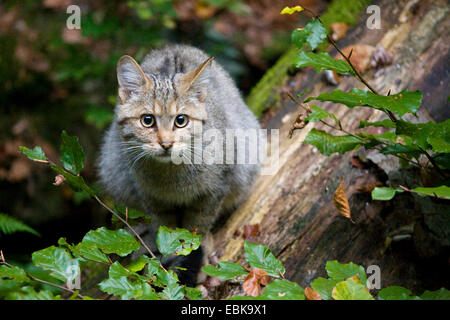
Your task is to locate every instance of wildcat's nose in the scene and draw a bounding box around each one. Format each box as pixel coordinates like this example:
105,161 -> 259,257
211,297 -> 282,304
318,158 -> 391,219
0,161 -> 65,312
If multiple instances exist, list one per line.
160,141 -> 173,150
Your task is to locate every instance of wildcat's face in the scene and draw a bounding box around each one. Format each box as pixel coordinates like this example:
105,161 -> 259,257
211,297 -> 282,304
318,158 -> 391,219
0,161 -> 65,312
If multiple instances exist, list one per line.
114,55 -> 210,163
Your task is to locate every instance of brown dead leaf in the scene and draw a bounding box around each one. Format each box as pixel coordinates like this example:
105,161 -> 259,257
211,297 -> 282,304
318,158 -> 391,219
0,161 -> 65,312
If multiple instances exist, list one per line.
334,177 -> 353,222
289,113 -> 308,138
330,22 -> 349,41
356,181 -> 383,193
305,287 -> 322,300
336,44 -> 375,73
350,156 -> 365,168
242,268 -> 269,297
243,224 -> 259,239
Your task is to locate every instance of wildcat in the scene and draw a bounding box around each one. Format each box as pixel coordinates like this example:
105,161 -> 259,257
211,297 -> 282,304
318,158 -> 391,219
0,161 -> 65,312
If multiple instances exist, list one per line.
98,44 -> 260,285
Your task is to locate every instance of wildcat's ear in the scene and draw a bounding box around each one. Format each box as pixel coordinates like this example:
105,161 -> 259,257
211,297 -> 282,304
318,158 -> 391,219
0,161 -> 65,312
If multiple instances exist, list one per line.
177,57 -> 213,101
117,55 -> 153,103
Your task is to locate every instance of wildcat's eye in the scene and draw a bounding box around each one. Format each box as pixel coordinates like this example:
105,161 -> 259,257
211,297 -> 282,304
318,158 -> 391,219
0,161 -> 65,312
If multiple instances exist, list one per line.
140,114 -> 155,128
174,114 -> 189,128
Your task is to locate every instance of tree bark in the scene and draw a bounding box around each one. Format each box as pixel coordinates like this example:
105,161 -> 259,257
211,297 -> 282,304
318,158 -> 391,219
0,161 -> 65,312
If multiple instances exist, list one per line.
211,0 -> 450,298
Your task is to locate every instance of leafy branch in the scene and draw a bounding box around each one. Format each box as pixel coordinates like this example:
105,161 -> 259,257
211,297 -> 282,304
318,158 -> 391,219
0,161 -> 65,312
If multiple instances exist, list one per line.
0,250 -> 85,299
284,5 -> 449,182
19,132 -> 166,272
286,92 -> 423,169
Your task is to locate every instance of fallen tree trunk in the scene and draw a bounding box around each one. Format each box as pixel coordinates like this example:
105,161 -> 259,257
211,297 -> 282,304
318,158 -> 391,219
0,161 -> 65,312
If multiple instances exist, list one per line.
211,0 -> 449,298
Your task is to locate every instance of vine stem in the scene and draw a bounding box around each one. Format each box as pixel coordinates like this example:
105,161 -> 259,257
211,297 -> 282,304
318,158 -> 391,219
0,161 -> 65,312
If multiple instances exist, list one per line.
0,252 -> 85,299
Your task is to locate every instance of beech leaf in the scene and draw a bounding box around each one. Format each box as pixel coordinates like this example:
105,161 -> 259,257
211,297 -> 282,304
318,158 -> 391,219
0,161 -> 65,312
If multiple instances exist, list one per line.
333,177 -> 352,222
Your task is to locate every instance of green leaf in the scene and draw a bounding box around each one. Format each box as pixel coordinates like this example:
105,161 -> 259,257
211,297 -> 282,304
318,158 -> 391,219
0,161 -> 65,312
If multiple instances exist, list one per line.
373,186 -> 450,200
295,52 -> 355,75
202,261 -> 249,280
82,227 -> 140,257
358,132 -> 415,152
310,277 -> 338,300
70,242 -> 110,264
304,19 -> 327,50
58,236 -> 110,264
395,119 -> 449,153
159,283 -> 185,300
305,105 -> 339,125
292,19 -> 327,50
371,187 -> 403,201
0,265 -> 30,283
127,255 -> 152,272
305,89 -> 422,117
32,246 -> 80,283
156,226 -> 201,256
325,260 -> 367,284
60,130 -> 85,175
378,286 -> 419,300
147,258 -> 179,287
420,288 -> 450,300
50,165 -> 96,197
0,213 -> 40,237
411,185 -> 450,200
98,262 -> 158,300
261,279 -> 305,300
108,261 -> 147,281
305,129 -> 362,156
433,153 -> 450,170
99,276 -> 158,300
111,205 -> 151,226
185,287 -> 203,300
358,119 -> 396,129
244,241 -> 285,277
19,146 -> 47,163
332,277 -> 374,300
5,286 -> 59,300
292,28 -> 308,50
229,279 -> 305,300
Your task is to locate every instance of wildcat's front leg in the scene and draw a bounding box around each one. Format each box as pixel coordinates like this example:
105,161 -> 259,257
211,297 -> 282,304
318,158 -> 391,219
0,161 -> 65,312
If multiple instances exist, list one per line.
165,195 -> 225,285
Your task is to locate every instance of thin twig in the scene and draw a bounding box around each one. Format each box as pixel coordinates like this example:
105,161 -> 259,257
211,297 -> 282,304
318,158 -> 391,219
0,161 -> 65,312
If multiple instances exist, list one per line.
93,195 -> 168,272
44,157 -> 168,272
417,147 -> 448,179
300,7 -> 398,123
0,257 -> 85,299
287,92 -> 423,168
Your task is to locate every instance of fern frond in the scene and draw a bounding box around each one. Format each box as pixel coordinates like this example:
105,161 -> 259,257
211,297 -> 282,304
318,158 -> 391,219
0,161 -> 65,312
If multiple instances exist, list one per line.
0,213 -> 40,237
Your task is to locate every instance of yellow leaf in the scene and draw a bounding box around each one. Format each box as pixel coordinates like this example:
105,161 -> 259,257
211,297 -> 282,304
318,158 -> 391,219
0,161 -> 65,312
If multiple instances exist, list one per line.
334,177 -> 354,222
280,6 -> 304,15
